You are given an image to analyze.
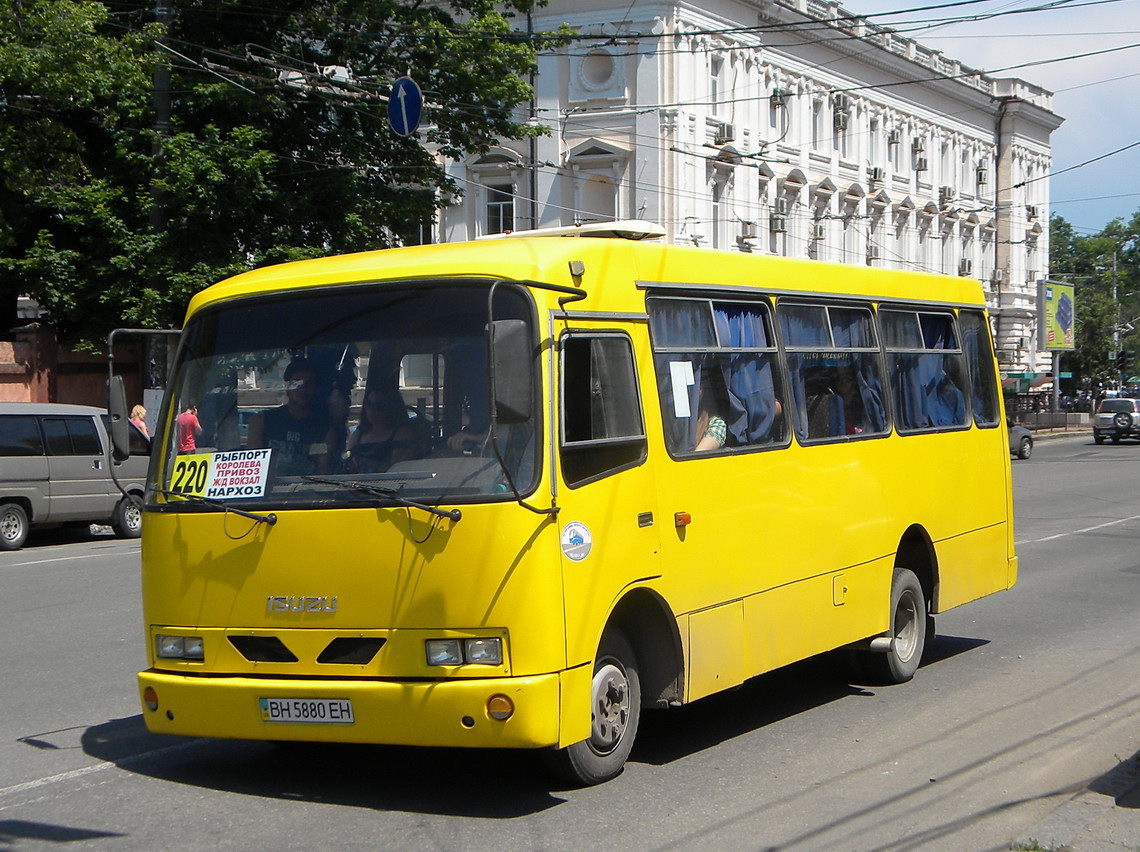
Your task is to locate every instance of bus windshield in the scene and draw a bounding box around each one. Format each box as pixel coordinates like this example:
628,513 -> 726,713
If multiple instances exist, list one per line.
154,281 -> 539,509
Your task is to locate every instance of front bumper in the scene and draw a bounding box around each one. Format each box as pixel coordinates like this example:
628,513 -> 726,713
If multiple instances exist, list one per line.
138,669 -> 564,748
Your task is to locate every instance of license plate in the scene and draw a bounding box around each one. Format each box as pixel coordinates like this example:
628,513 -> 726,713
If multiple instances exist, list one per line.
259,697 -> 354,724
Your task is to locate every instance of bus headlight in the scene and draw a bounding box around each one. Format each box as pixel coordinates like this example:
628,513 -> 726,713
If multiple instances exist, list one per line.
156,635 -> 204,660
425,637 -> 503,666
464,638 -> 502,666
426,639 -> 463,666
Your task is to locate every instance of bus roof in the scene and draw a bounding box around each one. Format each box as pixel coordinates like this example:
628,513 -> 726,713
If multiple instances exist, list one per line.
185,233 -> 988,321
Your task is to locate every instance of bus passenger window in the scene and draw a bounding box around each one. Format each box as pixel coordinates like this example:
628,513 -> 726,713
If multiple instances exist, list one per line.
648,297 -> 786,456
882,310 -> 969,432
780,303 -> 887,442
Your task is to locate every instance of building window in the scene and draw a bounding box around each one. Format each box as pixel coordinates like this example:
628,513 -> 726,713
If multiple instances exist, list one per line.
769,88 -> 789,140
486,184 -> 514,235
711,56 -> 725,117
811,99 -> 825,151
581,174 -> 616,223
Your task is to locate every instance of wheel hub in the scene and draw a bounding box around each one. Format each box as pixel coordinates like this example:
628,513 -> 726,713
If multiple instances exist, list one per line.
894,589 -> 920,663
589,662 -> 630,754
1,512 -> 19,542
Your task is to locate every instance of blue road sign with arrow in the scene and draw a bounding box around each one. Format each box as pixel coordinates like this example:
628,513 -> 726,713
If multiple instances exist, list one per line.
388,76 -> 423,138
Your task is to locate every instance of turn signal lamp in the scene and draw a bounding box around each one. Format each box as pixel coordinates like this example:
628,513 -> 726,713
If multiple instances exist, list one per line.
487,694 -> 514,721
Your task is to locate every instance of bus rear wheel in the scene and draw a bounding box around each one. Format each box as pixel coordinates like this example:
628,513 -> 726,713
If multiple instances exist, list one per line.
544,629 -> 641,786
859,567 -> 927,684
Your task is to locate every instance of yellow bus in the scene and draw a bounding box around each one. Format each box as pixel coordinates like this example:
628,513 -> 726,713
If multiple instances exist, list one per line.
124,223 -> 1016,785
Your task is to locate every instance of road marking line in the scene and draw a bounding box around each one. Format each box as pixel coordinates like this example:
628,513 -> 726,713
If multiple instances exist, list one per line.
0,764 -> 111,798
1017,512 -> 1140,545
2,548 -> 140,568
0,740 -> 200,801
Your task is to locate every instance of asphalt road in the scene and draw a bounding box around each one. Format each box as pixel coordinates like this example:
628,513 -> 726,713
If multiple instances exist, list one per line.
2,435 -> 1139,851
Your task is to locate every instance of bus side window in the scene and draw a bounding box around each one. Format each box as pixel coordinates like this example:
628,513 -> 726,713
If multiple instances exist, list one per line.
959,309 -> 1000,426
781,303 -> 887,442
883,310 -> 970,432
648,296 -> 786,455
560,334 -> 647,487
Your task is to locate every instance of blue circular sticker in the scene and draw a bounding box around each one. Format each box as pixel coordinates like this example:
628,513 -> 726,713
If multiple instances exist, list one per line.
560,521 -> 593,562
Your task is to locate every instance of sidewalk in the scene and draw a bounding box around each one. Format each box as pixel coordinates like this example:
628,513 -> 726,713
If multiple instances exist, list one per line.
1018,750 -> 1140,851
1012,426 -> 1139,850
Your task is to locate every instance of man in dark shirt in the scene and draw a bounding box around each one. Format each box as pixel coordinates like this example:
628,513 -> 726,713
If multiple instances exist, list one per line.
247,359 -> 338,477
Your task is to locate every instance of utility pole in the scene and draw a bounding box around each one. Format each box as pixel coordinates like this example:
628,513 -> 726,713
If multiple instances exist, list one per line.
147,0 -> 174,402
150,0 -> 173,234
1112,251 -> 1122,392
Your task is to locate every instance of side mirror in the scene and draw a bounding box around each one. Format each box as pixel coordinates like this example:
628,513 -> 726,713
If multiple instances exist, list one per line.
489,319 -> 533,425
107,375 -> 131,462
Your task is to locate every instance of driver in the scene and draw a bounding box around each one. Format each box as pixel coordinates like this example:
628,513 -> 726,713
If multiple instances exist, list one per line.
247,359 -> 339,476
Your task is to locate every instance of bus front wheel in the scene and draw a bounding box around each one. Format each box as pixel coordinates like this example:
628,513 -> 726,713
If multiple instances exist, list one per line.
544,629 -> 641,786
860,567 -> 927,684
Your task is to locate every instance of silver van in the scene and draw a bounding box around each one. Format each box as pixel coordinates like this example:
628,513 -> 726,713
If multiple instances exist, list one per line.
0,403 -> 150,550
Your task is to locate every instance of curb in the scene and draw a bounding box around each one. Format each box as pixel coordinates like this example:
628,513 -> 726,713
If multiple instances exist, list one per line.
1028,429 -> 1091,441
1020,751 -> 1140,850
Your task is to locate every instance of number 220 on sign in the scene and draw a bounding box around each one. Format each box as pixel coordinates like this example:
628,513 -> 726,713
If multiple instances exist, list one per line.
170,455 -> 211,496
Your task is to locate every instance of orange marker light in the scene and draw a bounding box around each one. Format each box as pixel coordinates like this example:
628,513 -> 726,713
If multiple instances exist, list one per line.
487,694 -> 514,721
674,512 -> 692,527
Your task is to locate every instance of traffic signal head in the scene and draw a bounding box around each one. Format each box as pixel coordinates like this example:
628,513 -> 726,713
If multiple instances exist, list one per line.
1119,349 -> 1133,374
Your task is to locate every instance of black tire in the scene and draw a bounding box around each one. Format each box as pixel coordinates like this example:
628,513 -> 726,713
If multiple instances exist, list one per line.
112,494 -> 143,538
859,568 -> 927,684
1112,435 -> 1121,444
1017,436 -> 1033,459
1094,434 -> 1105,445
0,502 -> 30,551
544,629 -> 641,786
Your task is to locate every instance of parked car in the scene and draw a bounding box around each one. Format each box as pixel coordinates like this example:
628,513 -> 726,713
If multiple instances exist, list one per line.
0,403 -> 150,550
1092,397 -> 1140,444
1008,420 -> 1033,459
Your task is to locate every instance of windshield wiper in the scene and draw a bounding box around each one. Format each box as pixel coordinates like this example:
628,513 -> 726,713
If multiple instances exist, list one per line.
300,476 -> 462,522
154,489 -> 277,526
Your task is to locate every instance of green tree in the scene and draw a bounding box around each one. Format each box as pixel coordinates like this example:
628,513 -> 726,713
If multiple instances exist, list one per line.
0,0 -> 566,346
0,0 -> 153,338
1051,212 -> 1140,389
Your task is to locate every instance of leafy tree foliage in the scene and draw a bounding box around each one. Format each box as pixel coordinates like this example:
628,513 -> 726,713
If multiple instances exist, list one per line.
1051,212 -> 1140,389
0,0 -> 566,345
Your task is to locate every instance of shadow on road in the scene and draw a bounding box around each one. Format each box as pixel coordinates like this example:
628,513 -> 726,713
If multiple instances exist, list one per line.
0,819 -> 123,847
1088,747 -> 1140,809
78,634 -> 991,814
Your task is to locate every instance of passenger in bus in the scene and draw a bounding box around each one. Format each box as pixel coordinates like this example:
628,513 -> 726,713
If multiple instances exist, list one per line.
444,342 -> 491,453
694,409 -> 727,451
836,372 -> 866,435
347,386 -> 422,473
247,359 -> 339,477
693,377 -> 728,451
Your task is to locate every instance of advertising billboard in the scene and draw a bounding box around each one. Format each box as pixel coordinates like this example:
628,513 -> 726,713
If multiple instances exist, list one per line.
1039,281 -> 1076,351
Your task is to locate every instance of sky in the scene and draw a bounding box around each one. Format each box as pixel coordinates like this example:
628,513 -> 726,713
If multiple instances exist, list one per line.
838,0 -> 1140,235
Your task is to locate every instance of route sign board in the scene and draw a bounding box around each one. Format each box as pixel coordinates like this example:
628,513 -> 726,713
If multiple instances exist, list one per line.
388,76 -> 423,138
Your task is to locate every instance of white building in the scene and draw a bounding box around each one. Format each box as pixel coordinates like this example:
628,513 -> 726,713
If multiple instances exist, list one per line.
438,0 -> 1063,374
